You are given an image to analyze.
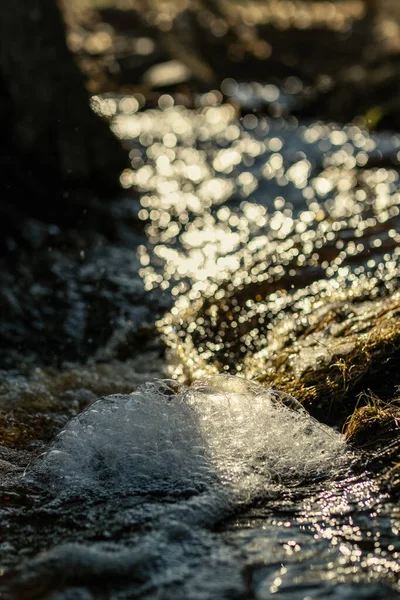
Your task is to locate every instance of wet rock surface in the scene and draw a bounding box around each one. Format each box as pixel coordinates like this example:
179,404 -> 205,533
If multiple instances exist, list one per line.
0,218 -> 169,370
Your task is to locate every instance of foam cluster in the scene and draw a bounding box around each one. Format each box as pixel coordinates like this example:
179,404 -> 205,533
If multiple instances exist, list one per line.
30,376 -> 347,498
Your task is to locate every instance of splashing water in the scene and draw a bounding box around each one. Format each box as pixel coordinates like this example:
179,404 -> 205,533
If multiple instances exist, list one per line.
30,376 -> 347,501
1,376 -> 351,599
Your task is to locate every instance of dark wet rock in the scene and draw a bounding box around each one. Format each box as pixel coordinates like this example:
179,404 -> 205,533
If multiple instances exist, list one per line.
0,233 -> 169,370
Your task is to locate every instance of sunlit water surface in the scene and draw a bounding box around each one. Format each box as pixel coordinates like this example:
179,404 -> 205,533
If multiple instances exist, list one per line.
108,91 -> 400,381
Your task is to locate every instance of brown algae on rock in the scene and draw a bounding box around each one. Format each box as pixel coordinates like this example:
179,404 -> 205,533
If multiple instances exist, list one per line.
162,286 -> 400,493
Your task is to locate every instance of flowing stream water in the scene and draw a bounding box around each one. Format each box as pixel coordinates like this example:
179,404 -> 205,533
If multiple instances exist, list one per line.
1,86 -> 400,598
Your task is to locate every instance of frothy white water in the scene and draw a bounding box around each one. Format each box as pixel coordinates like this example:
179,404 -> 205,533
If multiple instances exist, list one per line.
30,375 -> 347,499
17,377 -> 350,599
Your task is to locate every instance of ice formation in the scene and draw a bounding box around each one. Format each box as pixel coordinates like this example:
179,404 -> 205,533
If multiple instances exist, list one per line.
30,375 -> 347,499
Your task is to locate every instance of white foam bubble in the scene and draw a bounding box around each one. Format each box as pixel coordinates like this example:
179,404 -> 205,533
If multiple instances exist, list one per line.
30,376 -> 348,500
184,376 -> 347,490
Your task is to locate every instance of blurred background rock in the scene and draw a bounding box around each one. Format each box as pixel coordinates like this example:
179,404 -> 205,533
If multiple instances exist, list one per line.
64,0 -> 400,126
2,0 -> 400,244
